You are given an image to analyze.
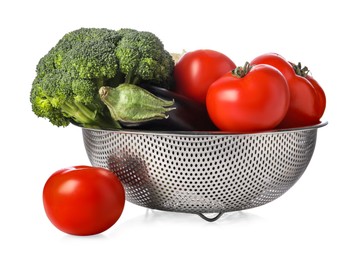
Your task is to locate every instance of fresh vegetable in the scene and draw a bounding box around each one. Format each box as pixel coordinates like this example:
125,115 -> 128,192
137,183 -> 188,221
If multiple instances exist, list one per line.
206,63 -> 290,132
43,166 -> 125,236
296,64 -> 326,120
115,29 -> 175,88
250,53 -> 326,128
141,85 -> 217,131
99,84 -> 175,125
30,28 -> 121,129
116,84 -> 218,131
30,27 -> 175,129
99,84 -> 216,131
173,49 -> 236,104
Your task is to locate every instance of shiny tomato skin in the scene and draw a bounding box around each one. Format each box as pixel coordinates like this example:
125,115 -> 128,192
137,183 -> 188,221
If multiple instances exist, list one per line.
251,53 -> 326,128
306,75 -> 326,118
250,52 -> 296,80
279,76 -> 320,128
174,49 -> 236,104
43,166 -> 125,236
206,64 -> 290,132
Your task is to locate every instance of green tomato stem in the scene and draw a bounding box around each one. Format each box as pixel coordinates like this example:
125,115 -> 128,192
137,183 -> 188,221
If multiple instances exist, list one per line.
232,62 -> 253,78
291,62 -> 309,77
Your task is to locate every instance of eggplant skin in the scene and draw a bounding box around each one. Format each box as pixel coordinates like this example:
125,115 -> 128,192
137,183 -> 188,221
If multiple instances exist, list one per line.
121,85 -> 218,131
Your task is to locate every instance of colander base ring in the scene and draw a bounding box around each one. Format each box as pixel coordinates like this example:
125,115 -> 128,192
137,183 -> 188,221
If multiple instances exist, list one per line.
197,212 -> 224,222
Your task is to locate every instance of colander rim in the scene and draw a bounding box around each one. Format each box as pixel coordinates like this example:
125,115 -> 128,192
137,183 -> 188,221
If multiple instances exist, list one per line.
76,121 -> 328,137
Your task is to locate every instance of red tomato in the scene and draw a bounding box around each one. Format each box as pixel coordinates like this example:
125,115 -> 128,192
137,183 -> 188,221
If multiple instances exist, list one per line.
306,74 -> 326,119
43,166 -> 125,236
206,63 -> 290,132
250,53 -> 326,128
173,49 -> 236,104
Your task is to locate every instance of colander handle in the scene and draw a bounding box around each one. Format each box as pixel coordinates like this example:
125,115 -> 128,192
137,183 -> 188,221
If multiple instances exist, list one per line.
197,212 -> 224,222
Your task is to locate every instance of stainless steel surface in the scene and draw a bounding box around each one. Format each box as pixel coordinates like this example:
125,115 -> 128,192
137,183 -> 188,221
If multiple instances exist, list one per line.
82,122 -> 326,218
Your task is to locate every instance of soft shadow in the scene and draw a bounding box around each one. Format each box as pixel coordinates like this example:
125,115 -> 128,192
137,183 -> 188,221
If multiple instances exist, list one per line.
61,232 -> 108,241
122,208 -> 265,226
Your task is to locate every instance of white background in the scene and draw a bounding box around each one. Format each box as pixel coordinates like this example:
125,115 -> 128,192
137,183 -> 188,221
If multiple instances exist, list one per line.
1,0 -> 361,259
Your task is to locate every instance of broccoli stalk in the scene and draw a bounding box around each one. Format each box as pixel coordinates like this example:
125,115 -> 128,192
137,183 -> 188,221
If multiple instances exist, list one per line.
61,101 -> 97,125
60,100 -> 121,129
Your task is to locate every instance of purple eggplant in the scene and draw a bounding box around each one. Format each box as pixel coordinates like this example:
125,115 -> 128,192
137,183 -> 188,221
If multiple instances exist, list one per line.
99,83 -> 217,131
137,85 -> 217,131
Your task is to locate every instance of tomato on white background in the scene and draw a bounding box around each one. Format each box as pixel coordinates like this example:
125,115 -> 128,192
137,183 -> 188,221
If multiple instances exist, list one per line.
43,166 -> 125,236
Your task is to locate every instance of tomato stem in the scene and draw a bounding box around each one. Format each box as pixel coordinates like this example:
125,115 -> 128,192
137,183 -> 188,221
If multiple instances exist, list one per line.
232,62 -> 252,78
291,62 -> 310,77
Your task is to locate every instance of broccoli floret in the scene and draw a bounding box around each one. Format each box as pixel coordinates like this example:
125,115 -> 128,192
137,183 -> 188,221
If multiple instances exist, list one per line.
118,28 -> 138,38
54,28 -> 121,56
62,40 -> 119,80
44,28 -> 121,77
31,71 -> 119,128
30,74 -> 70,127
115,30 -> 174,88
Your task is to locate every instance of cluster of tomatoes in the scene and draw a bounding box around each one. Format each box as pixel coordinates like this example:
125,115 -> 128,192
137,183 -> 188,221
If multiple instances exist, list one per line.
173,50 -> 326,132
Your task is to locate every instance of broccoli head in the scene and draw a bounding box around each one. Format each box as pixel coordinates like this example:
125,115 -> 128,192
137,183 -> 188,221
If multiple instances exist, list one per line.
30,27 -> 175,129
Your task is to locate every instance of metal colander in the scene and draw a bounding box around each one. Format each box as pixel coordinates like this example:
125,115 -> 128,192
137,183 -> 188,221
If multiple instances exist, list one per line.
81,122 -> 326,221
